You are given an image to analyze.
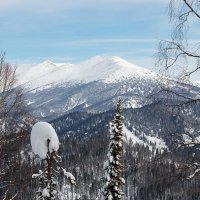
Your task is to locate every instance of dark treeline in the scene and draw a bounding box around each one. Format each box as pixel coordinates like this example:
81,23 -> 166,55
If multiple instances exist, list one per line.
1,128 -> 200,199
1,100 -> 200,199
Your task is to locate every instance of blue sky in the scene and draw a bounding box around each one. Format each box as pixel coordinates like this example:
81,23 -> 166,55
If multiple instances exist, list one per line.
0,0 -> 171,69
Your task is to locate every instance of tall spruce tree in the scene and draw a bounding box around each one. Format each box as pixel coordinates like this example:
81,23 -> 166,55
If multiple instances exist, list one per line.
103,99 -> 125,200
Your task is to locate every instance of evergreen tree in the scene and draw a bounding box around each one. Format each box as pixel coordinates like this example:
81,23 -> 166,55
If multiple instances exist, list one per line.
103,99 -> 125,200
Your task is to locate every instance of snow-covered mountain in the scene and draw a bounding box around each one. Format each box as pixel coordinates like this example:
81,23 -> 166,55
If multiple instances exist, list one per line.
15,56 -> 168,119
16,56 -> 160,119
17,56 -> 157,88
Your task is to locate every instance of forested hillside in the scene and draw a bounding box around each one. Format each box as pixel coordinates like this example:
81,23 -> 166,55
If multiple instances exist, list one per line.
2,100 -> 200,199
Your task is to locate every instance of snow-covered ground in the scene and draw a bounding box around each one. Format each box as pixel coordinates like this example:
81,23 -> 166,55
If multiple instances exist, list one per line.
123,125 -> 168,153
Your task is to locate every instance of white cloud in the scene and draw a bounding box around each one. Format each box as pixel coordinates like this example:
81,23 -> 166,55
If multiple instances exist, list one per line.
46,38 -> 158,48
71,38 -> 158,44
0,0 -> 168,12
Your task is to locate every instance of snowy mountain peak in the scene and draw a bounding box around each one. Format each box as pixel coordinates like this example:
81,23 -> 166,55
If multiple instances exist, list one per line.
79,55 -> 134,68
41,60 -> 55,65
101,55 -> 132,65
37,60 -> 57,68
17,55 -> 158,88
78,55 -> 155,76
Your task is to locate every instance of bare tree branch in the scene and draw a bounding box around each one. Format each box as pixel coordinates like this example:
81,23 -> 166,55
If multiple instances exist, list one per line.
158,0 -> 200,77
183,0 -> 200,19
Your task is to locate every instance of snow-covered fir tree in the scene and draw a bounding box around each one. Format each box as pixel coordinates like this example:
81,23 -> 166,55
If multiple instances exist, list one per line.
103,99 -> 125,200
31,122 -> 75,200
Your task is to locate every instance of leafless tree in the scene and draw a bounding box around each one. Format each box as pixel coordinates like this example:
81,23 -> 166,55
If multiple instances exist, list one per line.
0,53 -> 34,199
153,0 -> 200,120
156,0 -> 200,182
157,0 -> 200,79
0,53 -> 33,132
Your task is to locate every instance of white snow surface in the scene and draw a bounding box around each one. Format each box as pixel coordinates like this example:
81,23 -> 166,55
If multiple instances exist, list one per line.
42,188 -> 50,197
31,122 -> 59,159
182,134 -> 192,144
16,56 -> 157,89
123,125 -> 143,145
62,168 -> 76,185
193,80 -> 200,87
123,125 -> 167,152
145,134 -> 168,151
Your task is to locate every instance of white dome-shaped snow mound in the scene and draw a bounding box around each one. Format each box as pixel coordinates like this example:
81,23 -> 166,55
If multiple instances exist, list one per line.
31,122 -> 59,159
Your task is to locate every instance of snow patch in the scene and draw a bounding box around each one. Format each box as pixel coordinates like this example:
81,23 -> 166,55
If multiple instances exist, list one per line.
123,125 -> 167,152
182,134 -> 192,144
123,125 -> 143,145
145,135 -> 168,152
27,100 -> 34,105
62,168 -> 76,185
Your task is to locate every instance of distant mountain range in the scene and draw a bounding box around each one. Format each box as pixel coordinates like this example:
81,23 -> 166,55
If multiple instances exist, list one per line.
17,56 -> 160,120
17,56 -> 157,87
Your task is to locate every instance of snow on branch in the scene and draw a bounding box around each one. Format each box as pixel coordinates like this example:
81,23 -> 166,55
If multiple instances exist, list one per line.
187,168 -> 200,180
62,168 -> 76,185
31,121 -> 59,159
31,121 -> 76,199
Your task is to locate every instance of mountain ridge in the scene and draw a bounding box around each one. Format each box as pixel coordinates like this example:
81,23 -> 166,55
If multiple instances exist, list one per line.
15,55 -> 200,120
16,55 -> 157,89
